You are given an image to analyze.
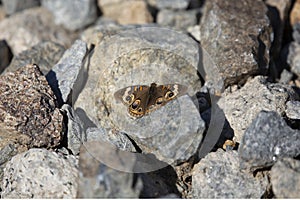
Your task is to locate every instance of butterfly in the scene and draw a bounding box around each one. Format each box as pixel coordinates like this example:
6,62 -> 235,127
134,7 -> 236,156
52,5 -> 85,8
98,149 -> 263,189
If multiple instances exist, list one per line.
114,83 -> 187,118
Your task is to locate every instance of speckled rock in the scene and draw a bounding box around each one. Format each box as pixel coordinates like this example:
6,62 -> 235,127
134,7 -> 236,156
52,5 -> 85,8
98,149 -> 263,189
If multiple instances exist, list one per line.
239,111 -> 300,171
5,41 -> 65,75
77,142 -> 142,198
41,0 -> 97,31
147,0 -> 190,10
46,40 -> 87,105
2,0 -> 40,15
285,100 -> 300,119
271,157 -> 300,198
0,40 -> 12,74
1,148 -> 78,198
98,0 -> 153,25
0,64 -> 63,148
192,149 -> 268,198
75,25 -> 203,164
199,0 -> 272,87
157,9 -> 198,30
217,76 -> 299,143
0,7 -> 74,55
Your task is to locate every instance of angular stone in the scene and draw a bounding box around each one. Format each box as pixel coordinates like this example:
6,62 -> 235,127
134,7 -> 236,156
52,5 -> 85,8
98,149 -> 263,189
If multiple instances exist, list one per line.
239,111 -> 300,171
41,0 -> 97,31
147,0 -> 190,10
285,100 -> 300,119
0,64 -> 63,148
5,41 -> 65,75
0,40 -> 12,74
98,0 -> 153,24
2,0 -> 40,15
46,40 -> 87,104
0,7 -> 74,55
271,157 -> 300,198
1,148 -> 78,198
218,76 -> 299,143
157,9 -> 198,30
77,142 -> 142,198
199,0 -> 272,87
192,149 -> 268,198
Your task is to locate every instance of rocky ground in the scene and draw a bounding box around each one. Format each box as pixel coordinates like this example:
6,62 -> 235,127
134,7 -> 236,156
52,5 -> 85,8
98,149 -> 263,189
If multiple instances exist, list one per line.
0,0 -> 300,198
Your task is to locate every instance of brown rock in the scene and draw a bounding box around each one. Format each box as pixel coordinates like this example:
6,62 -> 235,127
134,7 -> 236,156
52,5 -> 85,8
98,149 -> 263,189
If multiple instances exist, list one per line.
290,0 -> 300,26
98,0 -> 153,24
0,64 -> 63,148
0,7 -> 74,55
199,0 -> 272,88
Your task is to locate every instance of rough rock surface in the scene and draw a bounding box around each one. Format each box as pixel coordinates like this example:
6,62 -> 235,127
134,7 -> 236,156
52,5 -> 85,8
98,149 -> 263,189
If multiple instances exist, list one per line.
1,148 -> 78,198
239,111 -> 300,171
218,76 -> 299,142
5,41 -> 65,75
0,7 -> 74,55
285,100 -> 300,119
290,0 -> 300,26
2,0 -> 40,15
192,149 -> 268,198
98,0 -> 153,25
0,64 -> 63,148
271,157 -> 300,198
199,0 -> 272,87
41,0 -> 97,31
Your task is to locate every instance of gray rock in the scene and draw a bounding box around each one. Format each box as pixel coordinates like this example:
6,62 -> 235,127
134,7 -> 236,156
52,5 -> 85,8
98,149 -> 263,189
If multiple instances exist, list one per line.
77,142 -> 142,198
113,95 -> 205,164
41,0 -> 97,31
0,40 -> 12,74
279,69 -> 293,84
2,0 -> 40,15
0,64 -> 63,148
147,0 -> 190,10
199,0 -> 272,87
271,157 -> 300,198
5,41 -> 65,75
157,9 -> 198,30
75,25 -> 202,164
46,40 -> 87,104
86,128 -> 137,152
0,7 -> 75,55
218,76 -> 299,143
292,23 -> 300,43
61,104 -> 85,155
1,148 -> 78,198
239,111 -> 300,171
285,100 -> 300,119
288,42 -> 300,76
192,149 -> 268,198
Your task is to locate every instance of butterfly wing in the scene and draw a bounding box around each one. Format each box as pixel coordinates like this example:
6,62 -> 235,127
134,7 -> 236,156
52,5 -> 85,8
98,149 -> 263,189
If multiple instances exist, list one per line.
145,84 -> 188,114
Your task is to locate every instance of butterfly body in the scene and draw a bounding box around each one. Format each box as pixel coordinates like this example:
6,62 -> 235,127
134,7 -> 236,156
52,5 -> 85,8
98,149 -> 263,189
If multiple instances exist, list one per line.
114,83 -> 187,118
